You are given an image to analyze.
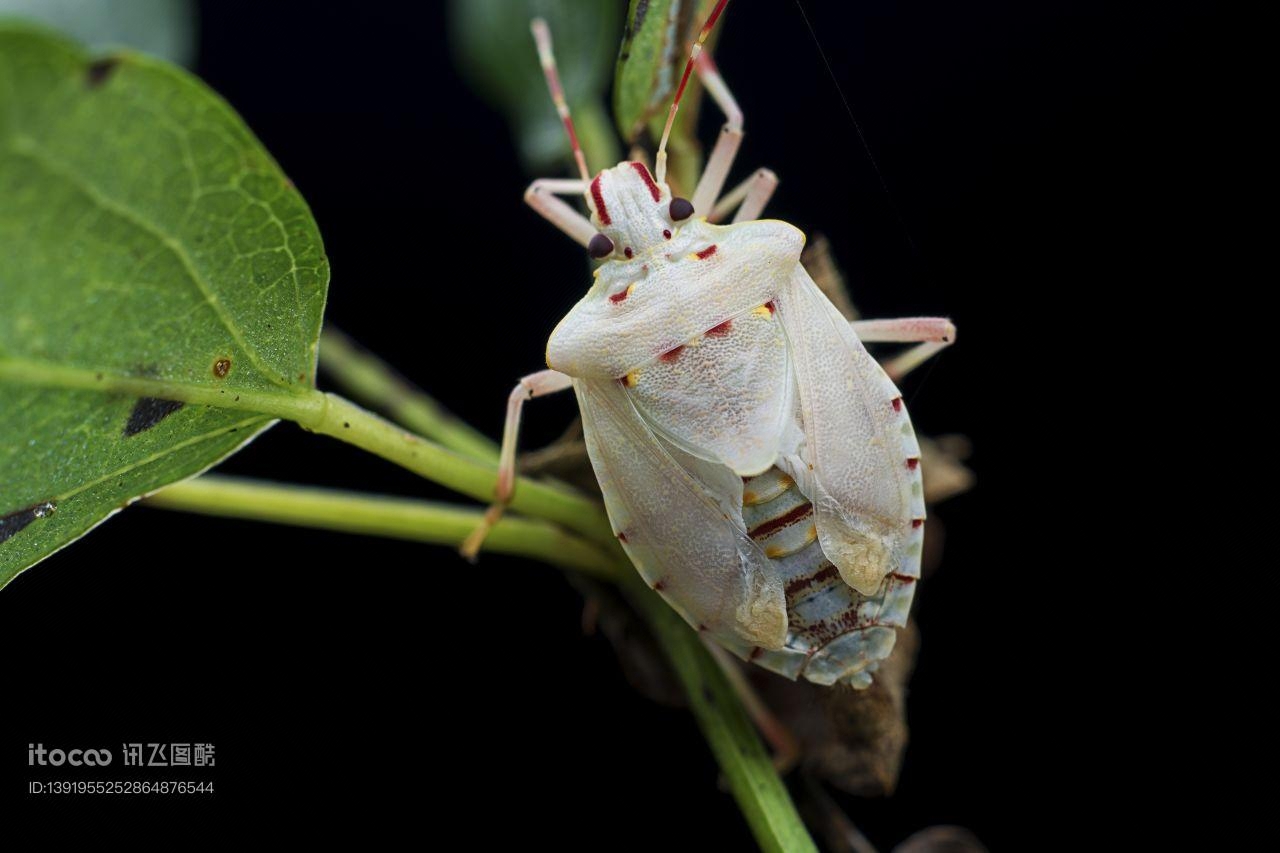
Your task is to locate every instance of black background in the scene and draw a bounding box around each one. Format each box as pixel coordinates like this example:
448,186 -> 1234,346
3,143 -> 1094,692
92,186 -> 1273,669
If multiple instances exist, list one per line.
4,0 -> 1226,846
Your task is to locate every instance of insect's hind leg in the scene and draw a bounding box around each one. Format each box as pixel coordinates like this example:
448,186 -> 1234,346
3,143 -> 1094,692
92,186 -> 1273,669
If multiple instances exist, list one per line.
460,369 -> 575,559
851,317 -> 956,382
525,179 -> 595,247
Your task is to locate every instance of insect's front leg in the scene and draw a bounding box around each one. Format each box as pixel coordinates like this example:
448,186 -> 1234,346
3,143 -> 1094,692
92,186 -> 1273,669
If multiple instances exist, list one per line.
688,50 -> 781,224
460,369 -> 575,559
524,178 -> 595,247
690,50 -> 743,215
851,317 -> 957,381
710,168 -> 779,223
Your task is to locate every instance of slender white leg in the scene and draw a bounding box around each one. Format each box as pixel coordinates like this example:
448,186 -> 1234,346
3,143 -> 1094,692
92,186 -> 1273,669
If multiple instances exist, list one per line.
524,179 -> 595,247
460,369 -> 575,559
851,317 -> 956,382
710,168 -> 780,223
690,51 -> 743,216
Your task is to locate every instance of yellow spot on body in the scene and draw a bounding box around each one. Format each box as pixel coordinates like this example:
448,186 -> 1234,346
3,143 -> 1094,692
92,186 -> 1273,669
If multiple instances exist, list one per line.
765,545 -> 787,558
623,369 -> 641,388
804,524 -> 818,544
626,283 -> 636,298
752,304 -> 774,319
742,491 -> 758,504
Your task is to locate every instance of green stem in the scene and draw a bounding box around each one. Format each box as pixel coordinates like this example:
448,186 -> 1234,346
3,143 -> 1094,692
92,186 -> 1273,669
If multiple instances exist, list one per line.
0,358 -> 325,421
147,471 -> 814,851
305,393 -> 614,548
318,328 -> 499,463
0,358 -> 615,549
625,578 -> 819,853
145,475 -> 619,581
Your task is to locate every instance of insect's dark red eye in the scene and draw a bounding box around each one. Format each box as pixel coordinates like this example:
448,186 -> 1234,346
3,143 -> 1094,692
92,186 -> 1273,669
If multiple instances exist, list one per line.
587,233 -> 614,259
670,197 -> 694,221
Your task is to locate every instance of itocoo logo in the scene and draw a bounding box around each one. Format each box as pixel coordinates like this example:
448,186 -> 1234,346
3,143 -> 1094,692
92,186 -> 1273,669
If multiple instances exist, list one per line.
28,744 -> 113,766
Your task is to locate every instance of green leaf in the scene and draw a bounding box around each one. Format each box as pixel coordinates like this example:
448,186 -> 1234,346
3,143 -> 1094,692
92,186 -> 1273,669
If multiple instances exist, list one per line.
448,0 -> 621,174
0,0 -> 197,67
0,26 -> 329,588
614,0 -> 719,194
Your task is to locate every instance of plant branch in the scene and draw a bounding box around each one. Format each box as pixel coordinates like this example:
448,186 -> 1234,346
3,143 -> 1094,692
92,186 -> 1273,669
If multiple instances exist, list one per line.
305,393 -> 615,548
318,327 -> 499,463
144,475 -> 619,580
624,578 -> 818,853
0,358 -> 615,549
146,471 -> 815,852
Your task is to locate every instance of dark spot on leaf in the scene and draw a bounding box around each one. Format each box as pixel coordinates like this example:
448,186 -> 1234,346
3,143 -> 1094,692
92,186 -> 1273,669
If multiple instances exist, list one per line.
298,373 -> 306,382
343,422 -> 350,429
85,57 -> 120,89
701,685 -> 716,706
124,398 -> 184,437
1,501 -> 56,544
634,0 -> 651,31
213,358 -> 231,378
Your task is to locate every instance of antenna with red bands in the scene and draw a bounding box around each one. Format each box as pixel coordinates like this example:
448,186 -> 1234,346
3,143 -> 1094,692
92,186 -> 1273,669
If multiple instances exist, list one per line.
656,0 -> 732,184
532,18 -> 591,184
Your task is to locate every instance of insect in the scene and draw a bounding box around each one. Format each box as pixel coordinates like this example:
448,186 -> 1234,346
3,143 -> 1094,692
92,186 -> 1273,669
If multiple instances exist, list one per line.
464,0 -> 955,688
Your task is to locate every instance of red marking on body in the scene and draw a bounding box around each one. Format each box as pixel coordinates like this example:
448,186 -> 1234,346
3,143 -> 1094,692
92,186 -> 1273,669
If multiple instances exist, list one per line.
802,607 -> 880,647
706,319 -> 732,336
624,247 -> 633,258
912,518 -> 924,529
697,624 -> 708,633
785,563 -> 840,598
629,161 -> 662,202
662,229 -> 671,240
763,300 -> 776,313
590,175 -> 610,225
749,502 -> 813,540
608,289 -> 629,304
748,647 -> 764,661
659,345 -> 685,363
653,578 -> 667,591
891,397 -> 903,412
906,457 -> 920,470
890,573 -> 918,583
695,244 -> 717,260
617,531 -> 628,542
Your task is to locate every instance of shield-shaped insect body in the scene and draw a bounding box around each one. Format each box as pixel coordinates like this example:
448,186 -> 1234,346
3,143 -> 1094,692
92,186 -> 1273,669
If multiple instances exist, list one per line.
467,4 -> 954,689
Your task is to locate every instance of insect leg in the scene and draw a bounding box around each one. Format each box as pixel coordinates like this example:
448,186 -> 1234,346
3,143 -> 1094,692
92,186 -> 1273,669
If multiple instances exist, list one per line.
851,317 -> 956,381
690,50 -> 744,216
524,178 -> 595,247
460,369 -> 575,559
709,168 -> 780,223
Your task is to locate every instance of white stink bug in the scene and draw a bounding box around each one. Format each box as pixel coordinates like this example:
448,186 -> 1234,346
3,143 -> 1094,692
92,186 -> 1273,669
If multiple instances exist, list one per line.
466,1 -> 955,688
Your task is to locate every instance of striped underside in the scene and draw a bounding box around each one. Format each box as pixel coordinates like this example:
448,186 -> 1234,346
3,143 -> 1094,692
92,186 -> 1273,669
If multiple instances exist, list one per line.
739,466 -> 916,688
